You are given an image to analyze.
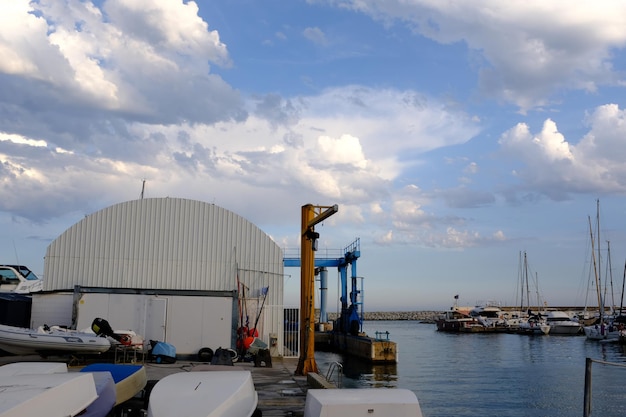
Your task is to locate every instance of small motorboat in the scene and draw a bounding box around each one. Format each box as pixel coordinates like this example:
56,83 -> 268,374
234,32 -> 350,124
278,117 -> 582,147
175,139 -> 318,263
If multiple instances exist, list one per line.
0,323 -> 111,355
80,363 -> 147,405
147,370 -> 259,417
0,372 -> 98,417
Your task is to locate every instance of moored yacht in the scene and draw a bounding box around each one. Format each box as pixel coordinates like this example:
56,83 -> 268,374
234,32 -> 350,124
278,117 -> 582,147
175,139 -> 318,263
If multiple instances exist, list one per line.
435,306 -> 481,332
469,303 -> 511,332
517,313 -> 550,335
544,310 -> 582,335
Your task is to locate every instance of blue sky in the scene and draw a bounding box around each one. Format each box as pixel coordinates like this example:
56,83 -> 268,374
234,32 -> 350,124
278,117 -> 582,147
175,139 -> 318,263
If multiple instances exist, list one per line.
2,0 -> 626,311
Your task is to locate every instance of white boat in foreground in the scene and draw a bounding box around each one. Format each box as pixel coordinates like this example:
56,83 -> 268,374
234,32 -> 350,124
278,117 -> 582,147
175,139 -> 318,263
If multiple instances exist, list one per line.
304,388 -> 424,417
0,372 -> 97,417
147,370 -> 259,417
0,324 -> 111,355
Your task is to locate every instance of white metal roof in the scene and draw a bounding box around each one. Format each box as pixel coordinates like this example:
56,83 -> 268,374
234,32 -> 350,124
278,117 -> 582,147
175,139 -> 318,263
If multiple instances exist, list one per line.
43,198 -> 283,304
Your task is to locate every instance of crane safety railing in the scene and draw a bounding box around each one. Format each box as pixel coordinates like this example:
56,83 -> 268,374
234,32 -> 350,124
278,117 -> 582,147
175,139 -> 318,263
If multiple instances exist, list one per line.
325,361 -> 343,388
584,357 -> 626,417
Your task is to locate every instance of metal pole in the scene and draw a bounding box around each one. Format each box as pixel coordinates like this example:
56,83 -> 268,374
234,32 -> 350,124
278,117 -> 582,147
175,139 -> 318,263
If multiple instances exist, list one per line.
320,267 -> 328,324
583,357 -> 592,417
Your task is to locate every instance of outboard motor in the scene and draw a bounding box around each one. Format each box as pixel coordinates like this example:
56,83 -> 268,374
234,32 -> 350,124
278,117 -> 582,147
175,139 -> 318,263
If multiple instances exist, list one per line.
92,318 -> 131,345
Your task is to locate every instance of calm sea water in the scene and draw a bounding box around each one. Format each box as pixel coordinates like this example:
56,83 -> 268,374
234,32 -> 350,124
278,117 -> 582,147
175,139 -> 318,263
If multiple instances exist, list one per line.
314,320 -> 626,417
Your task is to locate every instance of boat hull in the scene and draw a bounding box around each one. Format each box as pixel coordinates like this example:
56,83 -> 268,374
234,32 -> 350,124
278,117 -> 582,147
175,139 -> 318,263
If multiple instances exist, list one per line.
147,370 -> 258,417
81,364 -> 147,405
0,373 -> 98,417
0,324 -> 111,355
517,323 -> 550,335
549,324 -> 582,335
584,325 -> 621,341
304,388 -> 424,417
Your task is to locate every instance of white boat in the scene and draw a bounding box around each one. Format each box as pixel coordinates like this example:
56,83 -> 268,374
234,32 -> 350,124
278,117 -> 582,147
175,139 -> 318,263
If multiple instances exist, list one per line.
147,370 -> 259,417
469,303 -> 509,328
0,323 -> 111,355
0,265 -> 43,294
544,311 -> 582,335
583,322 -> 622,341
583,200 -> 621,342
304,388 -> 424,417
514,251 -> 550,335
517,315 -> 550,335
0,372 -> 98,417
0,361 -> 68,376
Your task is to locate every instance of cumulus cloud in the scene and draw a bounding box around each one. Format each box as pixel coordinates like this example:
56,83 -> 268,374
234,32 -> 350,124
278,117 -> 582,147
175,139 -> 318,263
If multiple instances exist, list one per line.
499,104 -> 626,198
0,0 -> 244,136
315,0 -> 626,110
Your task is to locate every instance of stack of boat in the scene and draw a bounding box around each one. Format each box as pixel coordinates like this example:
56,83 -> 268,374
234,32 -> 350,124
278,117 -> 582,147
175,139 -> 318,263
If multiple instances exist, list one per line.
0,361 -> 148,417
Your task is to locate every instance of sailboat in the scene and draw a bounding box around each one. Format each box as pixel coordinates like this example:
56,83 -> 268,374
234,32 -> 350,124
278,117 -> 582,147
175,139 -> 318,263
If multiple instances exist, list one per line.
583,200 -> 622,341
516,251 -> 550,335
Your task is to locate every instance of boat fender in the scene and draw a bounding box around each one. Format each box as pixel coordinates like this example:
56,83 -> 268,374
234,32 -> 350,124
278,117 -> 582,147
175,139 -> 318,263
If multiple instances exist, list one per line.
198,347 -> 214,362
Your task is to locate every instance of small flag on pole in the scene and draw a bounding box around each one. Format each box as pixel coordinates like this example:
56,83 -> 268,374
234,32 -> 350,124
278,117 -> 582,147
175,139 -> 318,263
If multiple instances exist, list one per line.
454,294 -> 459,299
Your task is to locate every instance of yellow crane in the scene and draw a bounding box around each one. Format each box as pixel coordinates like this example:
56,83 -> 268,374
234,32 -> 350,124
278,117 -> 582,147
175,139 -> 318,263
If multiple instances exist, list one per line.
295,203 -> 338,376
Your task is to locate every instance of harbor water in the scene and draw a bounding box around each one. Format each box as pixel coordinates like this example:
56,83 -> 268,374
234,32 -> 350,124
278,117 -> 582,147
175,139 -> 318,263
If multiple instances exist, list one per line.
315,320 -> 626,417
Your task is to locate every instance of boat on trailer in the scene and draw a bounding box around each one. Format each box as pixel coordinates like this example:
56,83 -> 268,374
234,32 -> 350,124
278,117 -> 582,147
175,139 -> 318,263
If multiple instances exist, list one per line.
0,362 -> 116,417
0,323 -> 111,355
304,388 -> 424,417
80,363 -> 147,406
0,372 -> 98,417
147,370 -> 259,417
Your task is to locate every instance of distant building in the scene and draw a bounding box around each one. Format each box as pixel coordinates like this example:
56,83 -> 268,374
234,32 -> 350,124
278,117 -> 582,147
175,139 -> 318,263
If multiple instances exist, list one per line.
31,197 -> 285,357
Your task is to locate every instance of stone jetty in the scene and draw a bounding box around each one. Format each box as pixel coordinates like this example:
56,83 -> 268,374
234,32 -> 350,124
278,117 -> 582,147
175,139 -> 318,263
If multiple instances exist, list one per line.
322,311 -> 441,322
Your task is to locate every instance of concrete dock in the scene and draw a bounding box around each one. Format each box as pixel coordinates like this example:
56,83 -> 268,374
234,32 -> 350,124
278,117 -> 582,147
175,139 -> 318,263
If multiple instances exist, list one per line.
141,357 -> 310,416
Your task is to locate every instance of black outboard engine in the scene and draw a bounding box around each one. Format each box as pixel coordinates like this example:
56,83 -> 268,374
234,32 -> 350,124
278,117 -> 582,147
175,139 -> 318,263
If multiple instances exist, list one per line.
92,317 -> 131,345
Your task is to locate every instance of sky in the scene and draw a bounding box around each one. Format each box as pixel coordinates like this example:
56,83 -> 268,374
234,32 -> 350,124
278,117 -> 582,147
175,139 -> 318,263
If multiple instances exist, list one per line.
2,1 -> 626,312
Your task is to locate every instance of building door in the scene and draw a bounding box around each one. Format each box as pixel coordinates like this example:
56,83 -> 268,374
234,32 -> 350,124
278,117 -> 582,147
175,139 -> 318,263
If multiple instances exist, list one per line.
145,297 -> 167,342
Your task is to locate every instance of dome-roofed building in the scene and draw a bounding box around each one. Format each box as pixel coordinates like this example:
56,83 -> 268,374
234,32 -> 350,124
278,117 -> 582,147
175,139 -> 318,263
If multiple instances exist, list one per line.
31,198 -> 286,358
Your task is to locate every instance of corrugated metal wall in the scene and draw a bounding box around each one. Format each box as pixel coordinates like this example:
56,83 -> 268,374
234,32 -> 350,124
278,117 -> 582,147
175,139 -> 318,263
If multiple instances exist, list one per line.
43,198 -> 284,307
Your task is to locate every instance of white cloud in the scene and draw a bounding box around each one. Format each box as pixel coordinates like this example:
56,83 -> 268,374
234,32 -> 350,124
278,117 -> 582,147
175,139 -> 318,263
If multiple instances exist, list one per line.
303,27 -> 329,46
319,0 -> 626,110
0,0 -> 242,125
499,104 -> 626,197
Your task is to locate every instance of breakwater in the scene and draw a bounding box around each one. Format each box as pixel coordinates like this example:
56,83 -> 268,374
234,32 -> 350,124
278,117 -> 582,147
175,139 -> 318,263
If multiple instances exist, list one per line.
322,311 -> 441,322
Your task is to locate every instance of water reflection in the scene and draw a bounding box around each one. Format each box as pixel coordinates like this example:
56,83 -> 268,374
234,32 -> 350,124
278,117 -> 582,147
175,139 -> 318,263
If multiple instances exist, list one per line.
315,350 -> 398,388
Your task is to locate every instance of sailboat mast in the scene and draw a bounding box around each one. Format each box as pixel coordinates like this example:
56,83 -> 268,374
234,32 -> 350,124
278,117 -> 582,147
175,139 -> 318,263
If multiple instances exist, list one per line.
621,260 -> 626,317
588,215 -> 602,323
607,240 -> 615,314
596,199 -> 604,318
518,251 -> 524,312
524,251 -> 530,313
